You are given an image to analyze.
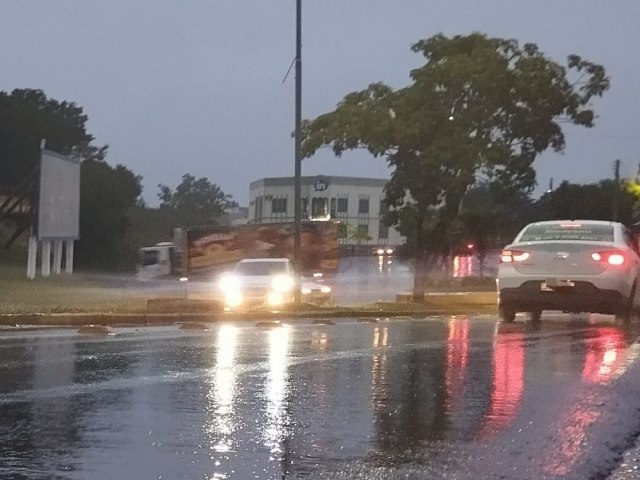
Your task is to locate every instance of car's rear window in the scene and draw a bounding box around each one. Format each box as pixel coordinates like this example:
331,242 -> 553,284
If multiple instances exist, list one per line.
235,261 -> 288,275
519,224 -> 614,242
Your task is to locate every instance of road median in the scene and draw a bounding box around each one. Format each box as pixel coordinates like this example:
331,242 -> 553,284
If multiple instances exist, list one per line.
0,291 -> 498,326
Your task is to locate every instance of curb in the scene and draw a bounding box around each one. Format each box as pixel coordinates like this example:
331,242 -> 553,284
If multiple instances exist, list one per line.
0,305 -> 499,327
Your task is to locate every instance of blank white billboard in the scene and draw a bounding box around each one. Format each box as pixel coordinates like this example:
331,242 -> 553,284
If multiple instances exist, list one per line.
37,150 -> 80,240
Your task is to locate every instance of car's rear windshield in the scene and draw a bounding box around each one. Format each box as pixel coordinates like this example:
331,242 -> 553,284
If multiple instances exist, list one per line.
519,224 -> 614,242
235,261 -> 288,275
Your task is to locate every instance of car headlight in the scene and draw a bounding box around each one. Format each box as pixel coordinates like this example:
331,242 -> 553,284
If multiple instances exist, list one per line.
224,291 -> 243,307
219,274 -> 241,294
377,248 -> 385,255
267,292 -> 284,306
271,274 -> 294,292
301,287 -> 312,295
320,286 -> 331,294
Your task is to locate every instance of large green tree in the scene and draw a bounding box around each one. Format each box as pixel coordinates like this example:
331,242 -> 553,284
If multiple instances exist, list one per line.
0,89 -> 104,185
158,174 -> 236,226
76,159 -> 142,270
301,33 -> 609,296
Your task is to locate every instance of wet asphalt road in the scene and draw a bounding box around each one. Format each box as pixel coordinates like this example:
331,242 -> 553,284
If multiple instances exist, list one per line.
2,316 -> 640,480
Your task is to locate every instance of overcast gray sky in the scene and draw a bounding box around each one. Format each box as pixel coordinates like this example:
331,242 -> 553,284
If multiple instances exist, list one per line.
2,0 -> 639,206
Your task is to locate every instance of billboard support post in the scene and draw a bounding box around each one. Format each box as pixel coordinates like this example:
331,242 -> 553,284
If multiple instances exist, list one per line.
41,239 -> 51,277
53,240 -> 63,274
27,235 -> 37,280
65,241 -> 74,274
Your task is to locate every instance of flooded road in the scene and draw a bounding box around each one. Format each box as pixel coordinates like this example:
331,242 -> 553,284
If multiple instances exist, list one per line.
2,316 -> 640,479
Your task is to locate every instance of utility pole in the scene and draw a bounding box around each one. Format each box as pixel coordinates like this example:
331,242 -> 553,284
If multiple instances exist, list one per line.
293,0 -> 302,306
613,159 -> 620,222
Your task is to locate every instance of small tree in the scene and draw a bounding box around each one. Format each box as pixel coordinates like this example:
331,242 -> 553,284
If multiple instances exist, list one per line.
349,225 -> 373,245
158,174 -> 236,227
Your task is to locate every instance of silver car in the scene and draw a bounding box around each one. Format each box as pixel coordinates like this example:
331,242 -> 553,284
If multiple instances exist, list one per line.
497,220 -> 640,322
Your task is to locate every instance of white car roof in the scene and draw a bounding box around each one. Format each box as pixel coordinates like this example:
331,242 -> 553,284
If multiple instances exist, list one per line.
524,220 -> 619,227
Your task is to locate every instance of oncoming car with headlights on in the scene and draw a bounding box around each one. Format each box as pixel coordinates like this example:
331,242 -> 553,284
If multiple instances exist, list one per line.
497,220 -> 640,323
218,258 -> 296,310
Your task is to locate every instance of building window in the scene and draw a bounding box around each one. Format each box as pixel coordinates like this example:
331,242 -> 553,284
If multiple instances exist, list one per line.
337,198 -> 348,214
358,198 -> 369,214
379,198 -> 387,216
271,197 -> 287,214
311,197 -> 328,218
301,197 -> 309,218
338,222 -> 348,243
355,224 -> 370,243
378,222 -> 389,240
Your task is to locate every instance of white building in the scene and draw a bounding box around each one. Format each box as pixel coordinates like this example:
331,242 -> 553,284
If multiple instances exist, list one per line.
248,175 -> 405,246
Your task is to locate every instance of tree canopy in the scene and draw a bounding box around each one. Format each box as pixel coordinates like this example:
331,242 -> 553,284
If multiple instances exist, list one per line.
75,159 -> 142,270
535,180 -> 635,225
301,33 -> 609,291
0,89 -> 105,186
158,174 -> 236,227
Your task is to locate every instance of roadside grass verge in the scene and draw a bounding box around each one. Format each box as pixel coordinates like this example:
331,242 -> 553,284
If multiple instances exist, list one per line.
0,263 -> 148,314
1,255 -> 497,316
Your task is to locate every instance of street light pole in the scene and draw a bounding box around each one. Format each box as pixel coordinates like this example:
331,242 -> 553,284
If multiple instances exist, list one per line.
293,0 -> 302,306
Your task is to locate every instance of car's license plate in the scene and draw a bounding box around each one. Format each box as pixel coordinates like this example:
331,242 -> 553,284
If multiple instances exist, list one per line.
541,279 -> 575,291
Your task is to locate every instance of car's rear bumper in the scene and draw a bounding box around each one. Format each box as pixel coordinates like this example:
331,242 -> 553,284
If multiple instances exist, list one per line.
498,281 -> 626,313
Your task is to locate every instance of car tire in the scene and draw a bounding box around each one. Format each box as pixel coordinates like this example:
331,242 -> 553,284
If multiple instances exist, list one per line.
499,306 -> 516,323
615,283 -> 636,323
528,310 -> 542,323
615,298 -> 633,323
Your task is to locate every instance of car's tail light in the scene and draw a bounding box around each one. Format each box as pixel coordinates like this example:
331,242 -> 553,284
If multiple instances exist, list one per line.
591,251 -> 625,266
500,250 -> 530,263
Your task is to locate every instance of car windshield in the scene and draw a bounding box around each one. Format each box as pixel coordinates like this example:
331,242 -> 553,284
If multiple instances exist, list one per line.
519,224 -> 614,242
139,250 -> 159,267
235,261 -> 288,276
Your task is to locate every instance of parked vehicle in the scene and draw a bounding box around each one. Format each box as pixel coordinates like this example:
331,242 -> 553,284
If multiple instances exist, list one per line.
497,220 -> 640,322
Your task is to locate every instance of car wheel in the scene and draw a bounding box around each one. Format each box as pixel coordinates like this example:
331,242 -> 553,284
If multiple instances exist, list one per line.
615,298 -> 633,323
528,310 -> 542,323
499,306 -> 516,323
616,283 -> 636,323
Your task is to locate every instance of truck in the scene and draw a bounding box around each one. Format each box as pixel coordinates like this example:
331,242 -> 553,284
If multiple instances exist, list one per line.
136,221 -> 340,280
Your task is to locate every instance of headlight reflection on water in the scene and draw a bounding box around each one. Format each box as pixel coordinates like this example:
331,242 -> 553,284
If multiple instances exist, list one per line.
207,325 -> 238,454
263,325 -> 291,455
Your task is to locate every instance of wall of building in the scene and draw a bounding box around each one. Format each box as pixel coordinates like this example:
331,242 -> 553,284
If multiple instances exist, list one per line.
248,176 -> 405,246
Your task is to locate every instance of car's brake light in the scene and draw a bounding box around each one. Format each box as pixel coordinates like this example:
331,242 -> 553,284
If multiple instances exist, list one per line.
500,250 -> 530,263
591,251 -> 625,266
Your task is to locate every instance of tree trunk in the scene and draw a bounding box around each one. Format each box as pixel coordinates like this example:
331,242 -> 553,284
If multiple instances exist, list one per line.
412,251 -> 439,302
478,251 -> 486,278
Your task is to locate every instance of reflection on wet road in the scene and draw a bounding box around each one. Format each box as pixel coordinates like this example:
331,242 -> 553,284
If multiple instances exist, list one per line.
2,316 -> 640,479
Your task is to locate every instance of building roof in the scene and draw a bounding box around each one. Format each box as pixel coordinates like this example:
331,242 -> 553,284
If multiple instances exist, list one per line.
250,175 -> 389,189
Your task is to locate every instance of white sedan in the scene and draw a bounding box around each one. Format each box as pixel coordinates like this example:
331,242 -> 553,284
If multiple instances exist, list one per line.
217,258 -> 332,310
497,220 -> 640,322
